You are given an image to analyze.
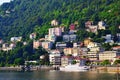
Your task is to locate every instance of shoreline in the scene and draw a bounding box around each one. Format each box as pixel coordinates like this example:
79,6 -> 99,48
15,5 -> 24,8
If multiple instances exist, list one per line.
0,66 -> 120,73
0,66 -> 56,71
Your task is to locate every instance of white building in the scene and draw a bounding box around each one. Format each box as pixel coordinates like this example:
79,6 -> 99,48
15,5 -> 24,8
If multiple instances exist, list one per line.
56,42 -> 67,49
98,21 -> 106,30
30,33 -> 36,39
51,20 -> 59,26
2,43 -> 11,51
104,34 -> 114,43
9,43 -> 16,49
49,53 -> 61,66
10,37 -> 22,42
87,42 -> 100,48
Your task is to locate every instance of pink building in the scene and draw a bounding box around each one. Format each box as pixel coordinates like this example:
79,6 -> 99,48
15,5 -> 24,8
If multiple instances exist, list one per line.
0,38 -> 3,44
41,41 -> 53,49
69,24 -> 75,30
55,28 -> 62,36
85,21 -> 93,28
89,25 -> 98,33
49,28 -> 62,36
9,43 -> 16,49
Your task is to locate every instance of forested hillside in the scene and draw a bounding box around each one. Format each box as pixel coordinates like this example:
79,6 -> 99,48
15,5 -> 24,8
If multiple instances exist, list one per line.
0,0 -> 120,40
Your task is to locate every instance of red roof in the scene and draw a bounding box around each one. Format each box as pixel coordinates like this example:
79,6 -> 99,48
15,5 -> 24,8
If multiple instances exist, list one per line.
112,46 -> 120,50
62,56 -> 74,59
70,24 -> 75,30
114,56 -> 120,59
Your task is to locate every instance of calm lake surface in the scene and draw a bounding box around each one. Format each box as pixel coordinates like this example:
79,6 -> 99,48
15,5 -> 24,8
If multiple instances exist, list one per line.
0,70 -> 118,80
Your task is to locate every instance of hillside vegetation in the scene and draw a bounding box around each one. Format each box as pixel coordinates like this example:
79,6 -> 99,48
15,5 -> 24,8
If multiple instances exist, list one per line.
0,0 -> 120,40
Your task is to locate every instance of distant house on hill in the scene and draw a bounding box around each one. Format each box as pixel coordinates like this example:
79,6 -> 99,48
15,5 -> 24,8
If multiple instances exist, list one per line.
49,27 -> 62,36
103,34 -> 114,43
0,38 -> 3,44
51,19 -> 59,26
98,21 -> 106,30
30,33 -> 36,39
10,37 -> 22,42
85,21 -> 93,28
69,24 -> 75,30
63,34 -> 76,42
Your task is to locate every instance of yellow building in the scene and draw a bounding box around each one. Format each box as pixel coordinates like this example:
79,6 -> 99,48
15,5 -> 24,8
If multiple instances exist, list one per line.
84,38 -> 92,46
99,51 -> 120,62
64,48 -> 73,55
63,48 -> 80,56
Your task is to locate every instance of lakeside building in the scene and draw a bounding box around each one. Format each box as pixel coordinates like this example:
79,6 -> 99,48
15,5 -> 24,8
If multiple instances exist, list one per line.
61,56 -> 88,67
49,52 -> 61,66
112,46 -> 120,51
61,56 -> 74,66
74,57 -> 88,65
99,51 -> 120,64
87,51 -> 99,61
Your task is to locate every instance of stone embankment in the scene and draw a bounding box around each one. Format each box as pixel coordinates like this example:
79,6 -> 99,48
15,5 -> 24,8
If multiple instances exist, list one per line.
95,67 -> 120,72
0,66 -> 55,71
0,67 -> 22,71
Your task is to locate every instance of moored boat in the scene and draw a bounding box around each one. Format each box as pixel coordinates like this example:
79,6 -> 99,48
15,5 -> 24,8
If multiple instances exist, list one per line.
60,64 -> 90,72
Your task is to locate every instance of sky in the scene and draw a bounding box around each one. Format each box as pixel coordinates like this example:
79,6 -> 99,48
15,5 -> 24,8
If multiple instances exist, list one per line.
0,0 -> 11,5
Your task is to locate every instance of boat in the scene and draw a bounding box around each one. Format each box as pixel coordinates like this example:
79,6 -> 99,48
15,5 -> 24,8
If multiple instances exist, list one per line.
59,64 -> 90,72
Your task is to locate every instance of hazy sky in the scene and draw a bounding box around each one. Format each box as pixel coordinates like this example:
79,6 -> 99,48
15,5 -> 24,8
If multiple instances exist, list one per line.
0,0 -> 11,5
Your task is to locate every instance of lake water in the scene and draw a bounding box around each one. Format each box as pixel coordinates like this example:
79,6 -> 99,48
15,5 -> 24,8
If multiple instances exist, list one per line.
0,70 -> 118,80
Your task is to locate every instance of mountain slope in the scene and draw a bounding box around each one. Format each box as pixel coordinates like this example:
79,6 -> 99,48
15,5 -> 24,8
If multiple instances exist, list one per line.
0,0 -> 120,40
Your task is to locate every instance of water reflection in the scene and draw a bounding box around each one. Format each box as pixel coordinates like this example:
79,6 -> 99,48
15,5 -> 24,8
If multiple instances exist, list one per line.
0,71 -> 117,80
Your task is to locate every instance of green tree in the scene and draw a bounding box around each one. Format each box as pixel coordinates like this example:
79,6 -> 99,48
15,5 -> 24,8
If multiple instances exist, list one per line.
114,60 -> 120,65
14,58 -> 24,65
101,60 -> 111,66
